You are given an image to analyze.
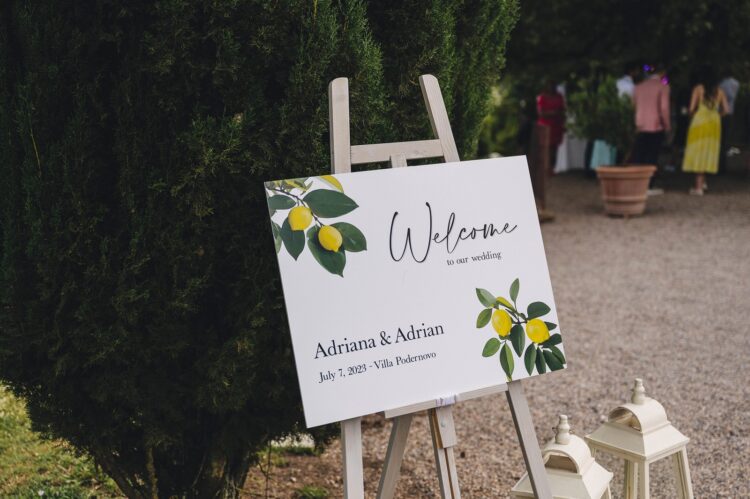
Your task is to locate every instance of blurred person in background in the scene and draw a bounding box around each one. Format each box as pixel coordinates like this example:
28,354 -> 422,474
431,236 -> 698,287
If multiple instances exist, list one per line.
631,64 -> 671,194
718,75 -> 740,174
682,69 -> 729,195
536,80 -> 566,174
617,62 -> 641,100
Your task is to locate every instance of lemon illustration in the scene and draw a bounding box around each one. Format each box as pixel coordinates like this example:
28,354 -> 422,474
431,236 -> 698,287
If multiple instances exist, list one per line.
318,225 -> 343,252
288,206 -> 313,231
526,318 -> 550,344
491,309 -> 512,337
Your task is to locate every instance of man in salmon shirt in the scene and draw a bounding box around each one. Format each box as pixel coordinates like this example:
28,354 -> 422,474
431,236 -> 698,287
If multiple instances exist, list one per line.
631,64 -> 671,194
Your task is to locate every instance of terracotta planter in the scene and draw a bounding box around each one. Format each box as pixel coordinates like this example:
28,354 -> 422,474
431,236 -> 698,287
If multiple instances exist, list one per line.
595,165 -> 657,216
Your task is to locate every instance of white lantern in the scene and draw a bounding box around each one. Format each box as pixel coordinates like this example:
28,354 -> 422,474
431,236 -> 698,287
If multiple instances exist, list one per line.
585,379 -> 694,499
511,415 -> 613,499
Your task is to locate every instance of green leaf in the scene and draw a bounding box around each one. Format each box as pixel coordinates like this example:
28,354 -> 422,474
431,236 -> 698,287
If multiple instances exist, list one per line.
286,177 -> 311,192
331,222 -> 367,252
543,350 -> 564,371
272,222 -> 282,254
306,227 -> 346,276
303,190 -> 358,218
267,194 -> 296,210
500,343 -> 514,380
524,345 -> 537,375
544,321 -> 558,331
526,301 -> 551,319
541,334 -> 562,347
535,349 -> 547,374
476,288 -> 496,308
510,278 -> 520,302
482,337 -> 501,357
476,308 -> 492,328
280,218 -> 305,260
547,345 -> 566,365
496,296 -> 514,310
320,174 -> 344,192
509,324 -> 525,356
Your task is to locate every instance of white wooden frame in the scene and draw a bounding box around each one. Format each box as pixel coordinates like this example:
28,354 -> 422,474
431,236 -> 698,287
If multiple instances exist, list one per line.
328,74 -> 553,499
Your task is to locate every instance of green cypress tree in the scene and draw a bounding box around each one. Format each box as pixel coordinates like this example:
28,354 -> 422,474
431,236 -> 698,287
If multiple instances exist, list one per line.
369,0 -> 519,156
0,1 -> 517,496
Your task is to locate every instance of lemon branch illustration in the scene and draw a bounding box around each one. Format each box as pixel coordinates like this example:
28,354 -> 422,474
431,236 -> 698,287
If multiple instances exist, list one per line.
475,278 -> 565,381
265,175 -> 366,277
267,186 -> 323,223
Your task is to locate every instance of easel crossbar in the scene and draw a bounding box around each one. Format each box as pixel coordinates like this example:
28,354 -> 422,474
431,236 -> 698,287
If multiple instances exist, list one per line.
382,384 -> 506,419
350,139 -> 443,165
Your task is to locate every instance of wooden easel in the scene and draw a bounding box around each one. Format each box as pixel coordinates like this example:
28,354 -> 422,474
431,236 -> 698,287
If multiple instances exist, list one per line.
328,74 -> 553,499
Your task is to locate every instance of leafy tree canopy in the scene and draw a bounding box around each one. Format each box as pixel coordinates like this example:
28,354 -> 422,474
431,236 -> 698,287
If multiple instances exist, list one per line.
507,0 -> 750,90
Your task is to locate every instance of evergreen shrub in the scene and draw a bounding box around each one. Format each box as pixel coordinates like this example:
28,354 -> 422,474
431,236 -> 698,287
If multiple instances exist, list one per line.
0,1 -> 518,496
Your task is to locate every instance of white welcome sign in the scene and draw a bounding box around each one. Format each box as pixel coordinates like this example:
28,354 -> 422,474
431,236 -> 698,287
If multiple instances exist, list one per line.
265,157 -> 566,427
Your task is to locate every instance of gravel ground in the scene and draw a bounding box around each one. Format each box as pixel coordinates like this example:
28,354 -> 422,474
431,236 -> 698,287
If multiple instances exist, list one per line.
245,171 -> 750,498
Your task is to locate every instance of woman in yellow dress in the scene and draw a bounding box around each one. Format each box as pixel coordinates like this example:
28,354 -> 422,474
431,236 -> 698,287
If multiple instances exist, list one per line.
682,77 -> 729,195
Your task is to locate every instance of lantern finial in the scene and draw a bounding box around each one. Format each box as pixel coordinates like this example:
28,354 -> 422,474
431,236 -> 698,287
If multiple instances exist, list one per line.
555,414 -> 571,444
631,378 -> 646,405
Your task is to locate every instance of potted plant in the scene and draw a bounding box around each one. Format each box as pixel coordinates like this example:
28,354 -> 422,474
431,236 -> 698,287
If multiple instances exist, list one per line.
568,75 -> 655,216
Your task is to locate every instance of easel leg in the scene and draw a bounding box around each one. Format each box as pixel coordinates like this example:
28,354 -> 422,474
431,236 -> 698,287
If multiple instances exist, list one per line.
341,417 -> 364,499
377,413 -> 413,499
428,406 -> 461,499
505,380 -> 553,499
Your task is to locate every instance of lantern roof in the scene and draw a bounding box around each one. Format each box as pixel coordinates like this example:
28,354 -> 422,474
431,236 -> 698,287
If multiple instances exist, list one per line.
511,415 -> 613,499
585,379 -> 689,461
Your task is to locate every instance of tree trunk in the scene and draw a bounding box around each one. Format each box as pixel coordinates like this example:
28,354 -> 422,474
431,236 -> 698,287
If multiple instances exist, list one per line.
191,444 -> 252,499
96,445 -> 252,499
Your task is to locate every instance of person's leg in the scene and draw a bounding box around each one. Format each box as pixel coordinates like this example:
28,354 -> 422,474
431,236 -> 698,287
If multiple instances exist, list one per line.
632,131 -> 662,165
548,146 -> 558,175
630,133 -> 645,164
645,132 -> 664,190
691,173 -> 704,195
645,131 -> 664,165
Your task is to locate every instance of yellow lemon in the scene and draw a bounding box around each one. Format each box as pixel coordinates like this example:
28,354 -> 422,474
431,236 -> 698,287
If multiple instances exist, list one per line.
318,225 -> 343,252
288,206 -> 313,231
491,309 -> 512,337
526,318 -> 550,344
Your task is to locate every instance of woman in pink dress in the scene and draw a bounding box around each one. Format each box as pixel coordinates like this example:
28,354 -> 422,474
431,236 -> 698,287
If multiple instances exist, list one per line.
536,81 -> 566,174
